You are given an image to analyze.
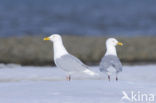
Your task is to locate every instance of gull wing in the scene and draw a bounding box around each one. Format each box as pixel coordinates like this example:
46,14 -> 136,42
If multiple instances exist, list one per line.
55,54 -> 90,73
100,55 -> 122,73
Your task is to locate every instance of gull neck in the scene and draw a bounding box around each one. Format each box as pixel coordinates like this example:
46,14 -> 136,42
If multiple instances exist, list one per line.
53,40 -> 68,60
105,45 -> 117,56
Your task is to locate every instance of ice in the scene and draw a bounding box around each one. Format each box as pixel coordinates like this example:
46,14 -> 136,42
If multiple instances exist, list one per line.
0,65 -> 155,103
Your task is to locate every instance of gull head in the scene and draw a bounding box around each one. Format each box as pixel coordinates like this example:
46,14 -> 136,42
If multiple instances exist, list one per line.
44,34 -> 62,42
106,38 -> 123,47
44,34 -> 68,59
105,38 -> 123,56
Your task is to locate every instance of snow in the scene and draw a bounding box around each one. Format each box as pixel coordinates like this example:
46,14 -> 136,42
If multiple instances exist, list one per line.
0,64 -> 156,103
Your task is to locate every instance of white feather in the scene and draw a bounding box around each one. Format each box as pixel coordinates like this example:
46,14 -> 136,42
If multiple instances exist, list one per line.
83,69 -> 97,76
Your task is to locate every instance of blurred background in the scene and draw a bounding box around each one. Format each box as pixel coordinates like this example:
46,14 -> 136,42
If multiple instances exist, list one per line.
0,0 -> 156,65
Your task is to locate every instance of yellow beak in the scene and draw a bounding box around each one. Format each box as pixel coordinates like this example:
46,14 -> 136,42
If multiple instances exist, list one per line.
43,37 -> 50,41
117,42 -> 123,46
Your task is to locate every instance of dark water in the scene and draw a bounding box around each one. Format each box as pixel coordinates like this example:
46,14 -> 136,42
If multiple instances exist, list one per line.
0,0 -> 156,37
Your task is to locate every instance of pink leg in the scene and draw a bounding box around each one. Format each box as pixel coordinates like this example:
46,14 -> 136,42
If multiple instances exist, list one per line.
66,75 -> 71,81
108,75 -> 110,81
116,76 -> 118,81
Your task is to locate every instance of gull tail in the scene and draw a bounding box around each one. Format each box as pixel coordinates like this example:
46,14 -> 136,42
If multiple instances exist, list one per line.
83,69 -> 99,76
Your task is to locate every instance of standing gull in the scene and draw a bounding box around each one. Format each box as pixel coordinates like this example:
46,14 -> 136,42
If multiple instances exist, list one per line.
44,34 -> 96,81
100,38 -> 123,81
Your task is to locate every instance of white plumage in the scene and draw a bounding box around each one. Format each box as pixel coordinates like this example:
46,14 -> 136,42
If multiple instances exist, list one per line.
44,34 -> 97,81
100,38 -> 123,81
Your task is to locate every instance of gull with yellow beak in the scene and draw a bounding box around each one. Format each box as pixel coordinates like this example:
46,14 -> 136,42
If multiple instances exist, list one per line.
99,38 -> 123,81
44,34 -> 97,81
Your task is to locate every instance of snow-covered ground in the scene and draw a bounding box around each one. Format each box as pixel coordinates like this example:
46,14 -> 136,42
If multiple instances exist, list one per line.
0,64 -> 156,103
